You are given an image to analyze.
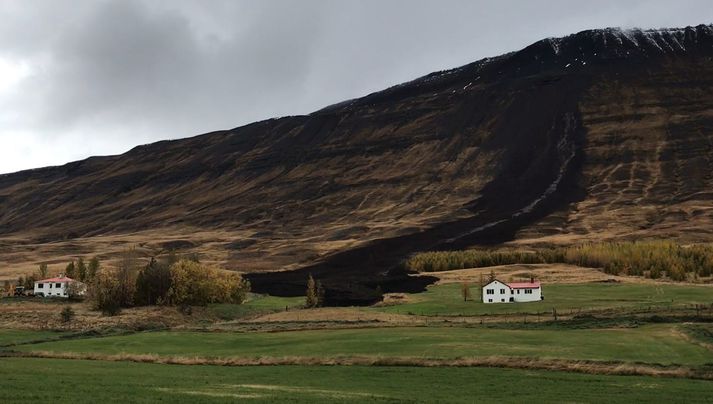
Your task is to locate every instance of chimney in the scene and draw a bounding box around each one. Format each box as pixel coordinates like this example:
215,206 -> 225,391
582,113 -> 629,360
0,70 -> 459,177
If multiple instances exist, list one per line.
530,276 -> 534,284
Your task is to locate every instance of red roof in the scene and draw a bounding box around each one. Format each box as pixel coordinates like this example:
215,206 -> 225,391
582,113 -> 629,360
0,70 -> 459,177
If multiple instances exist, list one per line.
507,281 -> 541,289
36,276 -> 76,283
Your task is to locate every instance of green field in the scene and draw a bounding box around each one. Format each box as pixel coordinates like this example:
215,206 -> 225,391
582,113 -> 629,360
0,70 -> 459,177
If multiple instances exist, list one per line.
208,294 -> 304,320
15,324 -> 713,365
3,282 -> 713,402
376,282 -> 713,316
1,358 -> 712,403
0,329 -> 69,347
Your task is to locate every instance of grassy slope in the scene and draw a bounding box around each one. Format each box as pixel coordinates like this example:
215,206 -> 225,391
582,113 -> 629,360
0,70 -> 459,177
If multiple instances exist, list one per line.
2,358 -> 713,404
376,282 -> 713,316
15,324 -> 713,365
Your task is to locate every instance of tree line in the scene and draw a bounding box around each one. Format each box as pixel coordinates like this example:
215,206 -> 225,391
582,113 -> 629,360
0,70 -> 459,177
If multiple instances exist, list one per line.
90,249 -> 250,315
405,241 -> 713,281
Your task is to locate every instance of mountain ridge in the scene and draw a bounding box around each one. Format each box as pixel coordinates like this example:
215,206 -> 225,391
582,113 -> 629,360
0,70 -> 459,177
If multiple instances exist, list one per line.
2,24 -> 713,304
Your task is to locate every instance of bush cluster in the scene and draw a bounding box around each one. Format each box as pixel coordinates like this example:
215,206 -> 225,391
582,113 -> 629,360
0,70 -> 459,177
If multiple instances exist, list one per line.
88,250 -> 250,315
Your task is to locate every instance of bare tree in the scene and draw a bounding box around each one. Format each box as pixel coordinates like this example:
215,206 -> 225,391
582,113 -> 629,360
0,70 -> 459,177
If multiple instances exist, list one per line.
461,282 -> 472,302
38,263 -> 48,279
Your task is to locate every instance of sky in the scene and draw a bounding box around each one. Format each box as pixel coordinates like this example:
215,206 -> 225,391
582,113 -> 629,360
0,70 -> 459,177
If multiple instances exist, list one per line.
0,0 -> 711,174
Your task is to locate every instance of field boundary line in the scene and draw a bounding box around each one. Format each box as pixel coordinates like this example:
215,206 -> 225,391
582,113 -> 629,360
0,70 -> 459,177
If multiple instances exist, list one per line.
4,351 -> 712,380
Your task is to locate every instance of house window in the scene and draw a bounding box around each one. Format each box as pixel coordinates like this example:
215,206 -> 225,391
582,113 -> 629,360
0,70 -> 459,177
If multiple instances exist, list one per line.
49,284 -> 52,288
56,283 -> 61,288
488,299 -> 492,302
500,289 -> 505,294
517,290 -> 520,294
486,289 -> 494,295
525,289 -> 533,294
501,299 -> 505,302
37,284 -> 43,289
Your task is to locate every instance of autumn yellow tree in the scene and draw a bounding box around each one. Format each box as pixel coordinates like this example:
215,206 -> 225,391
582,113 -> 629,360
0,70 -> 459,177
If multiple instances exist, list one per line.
165,259 -> 249,306
38,263 -> 48,279
89,269 -> 123,315
305,274 -> 318,308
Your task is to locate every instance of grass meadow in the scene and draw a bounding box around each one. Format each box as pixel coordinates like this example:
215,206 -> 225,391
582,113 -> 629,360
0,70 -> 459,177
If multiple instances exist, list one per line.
3,281 -> 713,402
0,329 -> 70,347
208,293 -> 304,320
3,358 -> 713,403
13,324 -> 713,366
376,282 -> 713,316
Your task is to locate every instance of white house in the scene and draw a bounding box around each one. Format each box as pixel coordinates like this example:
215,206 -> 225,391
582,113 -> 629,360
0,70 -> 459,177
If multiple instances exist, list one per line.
482,278 -> 542,303
34,275 -> 86,298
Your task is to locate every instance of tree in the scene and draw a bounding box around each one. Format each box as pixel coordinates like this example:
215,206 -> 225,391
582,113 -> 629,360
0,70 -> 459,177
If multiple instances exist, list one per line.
461,282 -> 472,302
305,274 -> 318,308
135,257 -> 172,306
77,258 -> 87,282
87,257 -> 100,280
488,269 -> 496,283
479,273 -> 484,302
66,281 -> 86,300
17,276 -> 24,290
316,280 -> 325,307
165,259 -> 249,306
116,248 -> 140,307
230,277 -> 251,304
89,270 -> 122,315
60,306 -> 75,323
24,274 -> 37,291
38,263 -> 48,279
65,261 -> 76,278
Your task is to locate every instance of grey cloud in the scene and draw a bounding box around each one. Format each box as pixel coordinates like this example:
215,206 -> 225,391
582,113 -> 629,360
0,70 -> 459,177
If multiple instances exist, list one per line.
0,0 -> 712,173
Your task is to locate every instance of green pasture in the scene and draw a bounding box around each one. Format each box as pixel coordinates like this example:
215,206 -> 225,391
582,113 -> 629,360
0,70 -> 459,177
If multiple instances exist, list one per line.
14,324 -> 713,366
375,282 -> 713,316
1,358 -> 712,403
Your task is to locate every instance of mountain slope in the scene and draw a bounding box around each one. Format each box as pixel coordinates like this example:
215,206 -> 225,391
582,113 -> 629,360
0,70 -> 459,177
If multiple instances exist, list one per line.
2,24 -> 713,304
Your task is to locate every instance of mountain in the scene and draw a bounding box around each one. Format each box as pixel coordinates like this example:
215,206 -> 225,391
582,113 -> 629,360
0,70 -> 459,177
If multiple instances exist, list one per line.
2,24 -> 713,304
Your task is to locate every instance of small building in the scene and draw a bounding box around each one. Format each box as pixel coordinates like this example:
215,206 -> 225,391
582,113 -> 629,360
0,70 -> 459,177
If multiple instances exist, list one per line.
34,275 -> 86,298
482,278 -> 542,303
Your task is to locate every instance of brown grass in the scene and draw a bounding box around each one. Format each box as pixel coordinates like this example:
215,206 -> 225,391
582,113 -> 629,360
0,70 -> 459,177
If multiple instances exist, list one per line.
4,350 -> 711,380
431,263 -> 632,285
0,300 -> 198,331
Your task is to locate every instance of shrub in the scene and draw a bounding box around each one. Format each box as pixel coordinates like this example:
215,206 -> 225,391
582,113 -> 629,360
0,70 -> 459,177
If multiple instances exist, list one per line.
60,306 -> 75,323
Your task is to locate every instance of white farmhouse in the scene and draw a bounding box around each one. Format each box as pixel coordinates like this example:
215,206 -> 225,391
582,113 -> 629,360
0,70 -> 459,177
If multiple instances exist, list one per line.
482,278 -> 542,303
34,275 -> 86,298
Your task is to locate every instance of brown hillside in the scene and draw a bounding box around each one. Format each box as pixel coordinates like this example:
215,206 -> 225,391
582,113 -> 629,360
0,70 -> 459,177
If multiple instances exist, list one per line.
2,25 -> 713,304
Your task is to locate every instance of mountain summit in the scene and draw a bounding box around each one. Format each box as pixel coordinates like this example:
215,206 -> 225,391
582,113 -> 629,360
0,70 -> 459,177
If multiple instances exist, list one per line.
2,24 -> 713,304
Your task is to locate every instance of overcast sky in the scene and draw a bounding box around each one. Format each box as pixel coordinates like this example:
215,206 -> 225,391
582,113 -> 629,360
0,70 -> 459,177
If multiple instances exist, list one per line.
0,0 -> 711,174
